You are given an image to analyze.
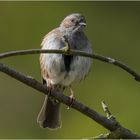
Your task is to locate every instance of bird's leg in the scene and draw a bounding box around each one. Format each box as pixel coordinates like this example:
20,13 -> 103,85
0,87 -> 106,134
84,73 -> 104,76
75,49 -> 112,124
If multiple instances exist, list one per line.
67,86 -> 75,109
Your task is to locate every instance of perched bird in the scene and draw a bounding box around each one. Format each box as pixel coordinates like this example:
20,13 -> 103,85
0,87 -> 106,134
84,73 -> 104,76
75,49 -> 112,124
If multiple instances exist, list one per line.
37,13 -> 93,130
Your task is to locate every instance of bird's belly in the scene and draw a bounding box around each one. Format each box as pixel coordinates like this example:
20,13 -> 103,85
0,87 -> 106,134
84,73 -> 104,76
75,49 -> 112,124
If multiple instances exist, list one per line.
46,54 -> 92,87
60,70 -> 78,86
60,55 -> 92,86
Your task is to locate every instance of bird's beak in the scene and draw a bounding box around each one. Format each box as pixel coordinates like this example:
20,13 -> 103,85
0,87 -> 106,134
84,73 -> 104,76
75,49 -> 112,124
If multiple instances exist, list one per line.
79,22 -> 86,27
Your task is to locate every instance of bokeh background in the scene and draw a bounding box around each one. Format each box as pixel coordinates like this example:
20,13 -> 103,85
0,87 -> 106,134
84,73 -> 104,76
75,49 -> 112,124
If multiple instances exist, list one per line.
0,1 -> 140,138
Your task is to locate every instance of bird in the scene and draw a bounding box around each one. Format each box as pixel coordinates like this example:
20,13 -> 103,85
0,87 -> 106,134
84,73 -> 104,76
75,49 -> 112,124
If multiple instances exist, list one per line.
37,13 -> 93,130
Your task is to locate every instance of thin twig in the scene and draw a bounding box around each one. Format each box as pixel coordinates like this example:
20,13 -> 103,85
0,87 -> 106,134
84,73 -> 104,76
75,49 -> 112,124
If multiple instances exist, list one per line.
101,101 -> 116,121
0,62 -> 139,139
0,48 -> 140,82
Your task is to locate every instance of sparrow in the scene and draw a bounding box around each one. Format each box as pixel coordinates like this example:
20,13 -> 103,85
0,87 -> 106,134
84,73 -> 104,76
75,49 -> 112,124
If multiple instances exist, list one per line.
37,13 -> 93,130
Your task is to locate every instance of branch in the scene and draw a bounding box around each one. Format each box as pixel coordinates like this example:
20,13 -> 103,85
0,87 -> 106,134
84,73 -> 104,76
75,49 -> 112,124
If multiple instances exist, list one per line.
85,101 -> 140,139
0,46 -> 140,138
0,63 -> 139,139
0,48 -> 140,82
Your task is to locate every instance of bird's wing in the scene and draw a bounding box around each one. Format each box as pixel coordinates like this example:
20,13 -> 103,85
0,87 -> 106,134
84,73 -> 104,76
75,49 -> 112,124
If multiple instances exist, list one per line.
39,28 -> 65,83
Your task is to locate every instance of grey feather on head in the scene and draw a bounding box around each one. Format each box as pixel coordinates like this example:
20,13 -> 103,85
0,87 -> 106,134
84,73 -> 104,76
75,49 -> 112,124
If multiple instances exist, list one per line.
60,13 -> 86,32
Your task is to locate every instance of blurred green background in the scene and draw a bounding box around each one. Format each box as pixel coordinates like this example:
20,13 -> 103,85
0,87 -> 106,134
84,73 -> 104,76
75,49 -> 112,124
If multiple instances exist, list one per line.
0,1 -> 140,138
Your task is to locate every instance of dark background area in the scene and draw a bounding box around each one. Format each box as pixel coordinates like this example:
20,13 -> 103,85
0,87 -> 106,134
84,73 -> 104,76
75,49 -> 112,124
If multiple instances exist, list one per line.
0,1 -> 140,138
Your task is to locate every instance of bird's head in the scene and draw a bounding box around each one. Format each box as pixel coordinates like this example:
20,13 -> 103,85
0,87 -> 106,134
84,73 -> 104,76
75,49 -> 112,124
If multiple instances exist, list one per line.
60,13 -> 86,32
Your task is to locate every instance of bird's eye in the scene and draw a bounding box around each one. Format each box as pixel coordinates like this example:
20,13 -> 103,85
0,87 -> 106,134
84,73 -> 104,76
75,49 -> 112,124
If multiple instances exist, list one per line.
75,21 -> 79,26
71,19 -> 75,22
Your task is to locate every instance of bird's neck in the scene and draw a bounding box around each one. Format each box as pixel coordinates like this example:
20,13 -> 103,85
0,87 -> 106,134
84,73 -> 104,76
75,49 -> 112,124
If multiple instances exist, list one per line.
65,31 -> 86,50
59,26 -> 87,49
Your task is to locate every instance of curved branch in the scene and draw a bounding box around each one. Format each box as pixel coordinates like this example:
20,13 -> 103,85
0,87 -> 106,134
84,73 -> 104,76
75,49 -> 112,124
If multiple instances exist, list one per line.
0,48 -> 140,82
0,62 -> 139,138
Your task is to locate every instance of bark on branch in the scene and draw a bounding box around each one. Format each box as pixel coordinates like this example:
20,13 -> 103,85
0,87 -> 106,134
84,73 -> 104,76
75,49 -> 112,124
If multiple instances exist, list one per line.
0,48 -> 140,138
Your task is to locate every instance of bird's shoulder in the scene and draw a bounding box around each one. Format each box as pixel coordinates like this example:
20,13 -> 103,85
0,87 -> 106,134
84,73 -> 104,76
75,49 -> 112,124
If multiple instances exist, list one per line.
41,27 -> 65,48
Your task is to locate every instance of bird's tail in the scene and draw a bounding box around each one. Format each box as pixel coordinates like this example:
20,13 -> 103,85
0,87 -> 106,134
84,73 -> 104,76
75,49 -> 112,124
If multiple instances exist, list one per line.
37,95 -> 61,130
